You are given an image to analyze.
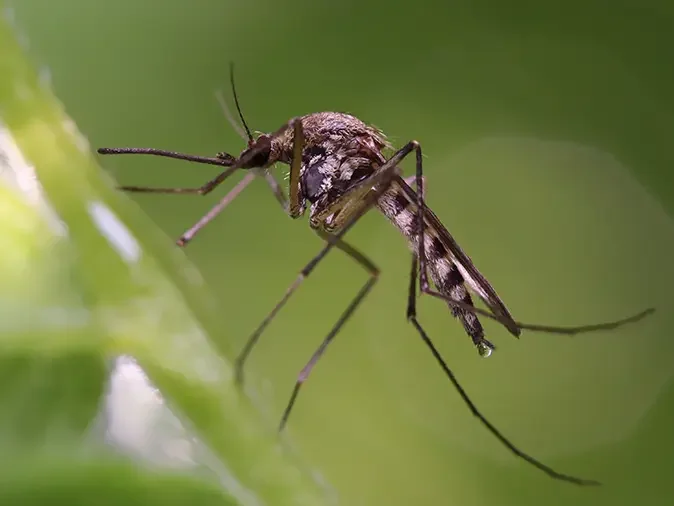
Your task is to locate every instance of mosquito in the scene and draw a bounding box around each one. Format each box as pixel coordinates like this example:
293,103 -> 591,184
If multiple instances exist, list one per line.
97,64 -> 654,486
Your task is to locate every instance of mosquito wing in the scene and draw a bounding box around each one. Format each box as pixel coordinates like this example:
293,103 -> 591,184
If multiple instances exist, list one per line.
395,178 -> 521,337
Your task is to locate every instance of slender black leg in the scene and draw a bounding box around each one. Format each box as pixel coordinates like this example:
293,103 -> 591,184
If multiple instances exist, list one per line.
400,142 -> 639,485
278,232 -> 379,430
235,142 -> 417,387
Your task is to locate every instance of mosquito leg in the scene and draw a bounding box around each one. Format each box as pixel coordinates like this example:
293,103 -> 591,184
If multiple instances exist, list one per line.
100,150 -> 288,247
406,251 -> 601,484
98,71 -> 298,247
119,166 -> 238,196
287,119 -> 306,218
232,211 -> 376,387
236,118 -> 337,382
403,175 -> 426,196
179,118 -> 305,247
232,118 -> 306,384
402,196 -> 600,484
259,169 -> 289,213
176,171 -> 256,246
406,293 -> 600,485
235,141 -> 414,386
402,174 -> 427,318
278,231 -> 379,430
402,173 -> 426,314
98,148 -> 238,195
422,289 -> 654,335
176,168 -> 290,246
107,163 -> 281,247
398,146 -> 654,337
400,145 -> 637,485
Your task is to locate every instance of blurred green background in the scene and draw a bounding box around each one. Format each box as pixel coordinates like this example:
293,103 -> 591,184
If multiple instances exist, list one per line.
11,1 -> 674,505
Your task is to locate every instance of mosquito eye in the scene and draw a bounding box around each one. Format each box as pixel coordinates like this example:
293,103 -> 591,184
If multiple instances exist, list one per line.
248,147 -> 270,167
240,137 -> 271,168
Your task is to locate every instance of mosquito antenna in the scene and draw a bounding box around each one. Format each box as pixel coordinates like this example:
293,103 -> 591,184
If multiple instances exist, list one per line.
229,62 -> 254,144
215,89 -> 248,142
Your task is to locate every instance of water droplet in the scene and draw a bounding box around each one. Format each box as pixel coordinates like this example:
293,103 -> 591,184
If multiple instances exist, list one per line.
477,341 -> 493,358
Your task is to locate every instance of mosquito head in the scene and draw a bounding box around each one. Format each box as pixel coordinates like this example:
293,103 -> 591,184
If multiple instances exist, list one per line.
235,133 -> 274,169
224,63 -> 279,169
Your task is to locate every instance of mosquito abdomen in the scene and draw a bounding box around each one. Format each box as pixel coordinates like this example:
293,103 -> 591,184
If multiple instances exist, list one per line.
376,180 -> 491,356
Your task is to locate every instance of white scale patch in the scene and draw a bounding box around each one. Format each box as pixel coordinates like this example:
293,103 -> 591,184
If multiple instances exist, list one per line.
0,122 -> 68,236
395,208 -> 414,232
456,263 -> 490,302
87,201 -> 141,264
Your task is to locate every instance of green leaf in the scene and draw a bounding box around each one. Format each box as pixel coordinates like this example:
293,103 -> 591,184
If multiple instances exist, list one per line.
0,456 -> 237,506
0,9 -> 331,506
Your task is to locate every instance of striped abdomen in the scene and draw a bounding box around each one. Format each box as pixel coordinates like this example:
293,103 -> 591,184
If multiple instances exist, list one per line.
375,178 -> 485,347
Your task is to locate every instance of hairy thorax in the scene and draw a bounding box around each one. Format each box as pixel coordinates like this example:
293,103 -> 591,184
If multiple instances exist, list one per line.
282,112 -> 389,228
274,112 -> 391,230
